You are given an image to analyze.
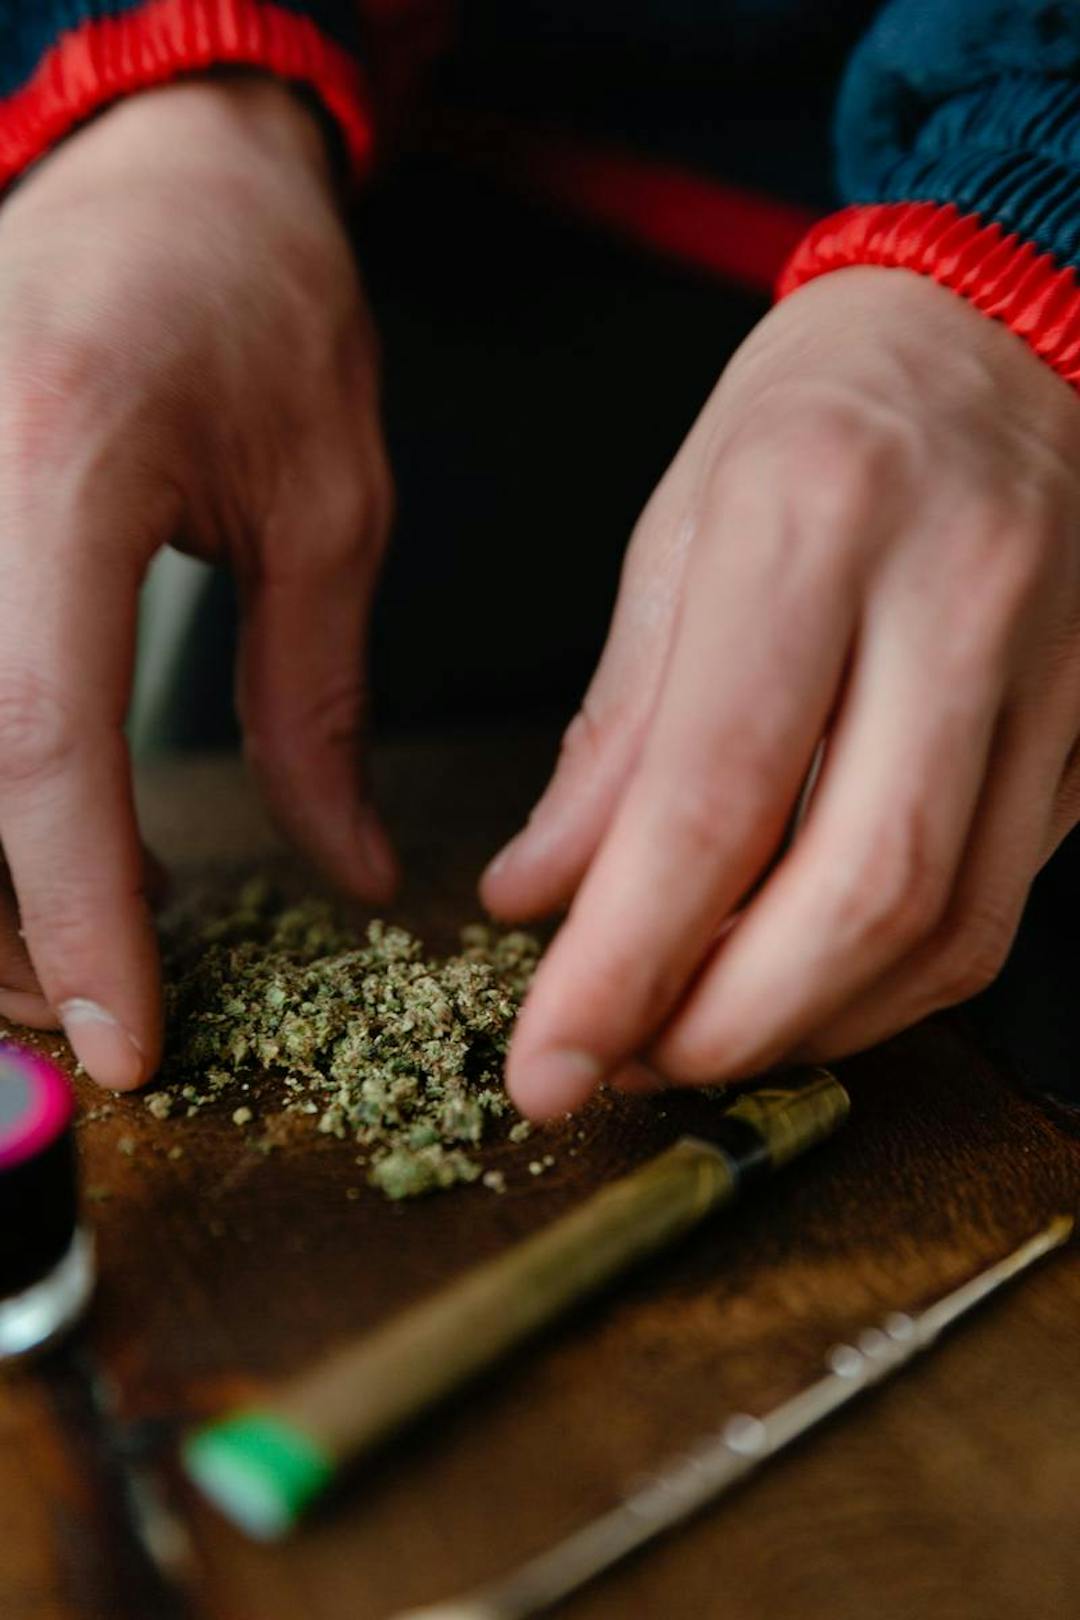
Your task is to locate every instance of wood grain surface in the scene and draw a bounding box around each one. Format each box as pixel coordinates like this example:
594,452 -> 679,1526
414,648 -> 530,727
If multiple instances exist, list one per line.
5,726 -> 1080,1620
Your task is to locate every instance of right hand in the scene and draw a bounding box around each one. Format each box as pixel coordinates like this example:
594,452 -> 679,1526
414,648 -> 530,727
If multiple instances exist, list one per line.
0,75 -> 396,1088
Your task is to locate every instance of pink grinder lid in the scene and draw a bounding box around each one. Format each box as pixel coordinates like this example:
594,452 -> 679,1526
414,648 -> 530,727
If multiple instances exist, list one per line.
0,1044 -> 73,1172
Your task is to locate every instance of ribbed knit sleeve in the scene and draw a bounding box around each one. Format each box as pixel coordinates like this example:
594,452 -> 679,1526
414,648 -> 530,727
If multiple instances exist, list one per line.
778,1 -> 1080,391
0,1 -> 374,189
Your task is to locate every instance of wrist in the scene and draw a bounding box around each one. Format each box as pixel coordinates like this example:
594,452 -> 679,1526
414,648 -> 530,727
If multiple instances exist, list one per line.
9,72 -> 338,213
778,202 -> 1080,397
106,73 -> 333,177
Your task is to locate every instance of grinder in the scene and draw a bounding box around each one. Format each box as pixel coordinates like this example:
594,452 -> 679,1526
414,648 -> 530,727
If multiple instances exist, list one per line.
0,1043 -> 93,1359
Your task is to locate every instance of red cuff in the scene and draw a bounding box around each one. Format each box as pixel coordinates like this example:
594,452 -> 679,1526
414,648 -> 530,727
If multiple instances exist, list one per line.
0,0 -> 374,191
778,201 -> 1080,391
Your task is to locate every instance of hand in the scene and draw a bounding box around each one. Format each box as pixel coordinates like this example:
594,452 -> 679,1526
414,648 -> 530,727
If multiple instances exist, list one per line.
0,76 -> 395,1087
484,268 -> 1080,1117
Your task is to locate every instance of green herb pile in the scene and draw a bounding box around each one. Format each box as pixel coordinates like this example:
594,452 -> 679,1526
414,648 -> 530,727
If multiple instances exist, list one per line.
154,879 -> 541,1199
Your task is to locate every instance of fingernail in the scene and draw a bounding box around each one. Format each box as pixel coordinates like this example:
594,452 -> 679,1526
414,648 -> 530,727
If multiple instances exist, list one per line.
484,796 -> 562,888
482,835 -> 521,887
59,999 -> 145,1091
509,1047 -> 603,1119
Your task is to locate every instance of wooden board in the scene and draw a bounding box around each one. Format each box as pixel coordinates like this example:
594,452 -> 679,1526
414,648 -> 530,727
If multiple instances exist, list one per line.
5,727 -> 1080,1620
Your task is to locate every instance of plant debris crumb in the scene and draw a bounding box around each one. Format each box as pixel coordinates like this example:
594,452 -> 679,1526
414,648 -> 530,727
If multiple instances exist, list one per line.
482,1170 -> 506,1194
78,1104 -> 114,1127
155,881 -> 543,1200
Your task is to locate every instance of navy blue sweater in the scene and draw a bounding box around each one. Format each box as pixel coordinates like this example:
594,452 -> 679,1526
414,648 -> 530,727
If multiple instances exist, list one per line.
2,3 -> 1080,383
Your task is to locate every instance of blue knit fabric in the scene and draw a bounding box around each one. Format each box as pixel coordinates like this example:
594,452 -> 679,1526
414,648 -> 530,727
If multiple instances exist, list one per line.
0,1 -> 362,98
839,1 -> 1080,266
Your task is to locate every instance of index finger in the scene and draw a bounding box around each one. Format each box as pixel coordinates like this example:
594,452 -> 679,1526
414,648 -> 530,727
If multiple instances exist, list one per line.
0,534 -> 159,1089
506,463 -> 862,1117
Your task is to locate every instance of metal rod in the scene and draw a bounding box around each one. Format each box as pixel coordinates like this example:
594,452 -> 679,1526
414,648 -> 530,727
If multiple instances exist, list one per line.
394,1215 -> 1074,1620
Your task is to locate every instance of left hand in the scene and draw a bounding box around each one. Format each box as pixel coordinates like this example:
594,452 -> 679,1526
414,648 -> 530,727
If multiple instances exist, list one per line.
0,76 -> 395,1086
483,267 -> 1080,1117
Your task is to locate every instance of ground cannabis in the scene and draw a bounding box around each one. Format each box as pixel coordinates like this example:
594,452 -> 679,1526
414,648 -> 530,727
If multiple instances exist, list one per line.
154,880 -> 543,1200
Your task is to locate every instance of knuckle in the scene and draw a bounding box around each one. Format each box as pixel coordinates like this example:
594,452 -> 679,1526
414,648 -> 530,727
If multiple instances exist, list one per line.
0,671 -> 77,784
556,690 -> 647,786
559,703 -> 606,769
665,744 -> 787,862
824,817 -> 946,955
934,498 -> 1063,667
0,330 -> 126,470
247,677 -> 365,775
312,484 -> 371,555
17,893 -> 92,955
1,329 -> 101,409
773,414 -> 870,496
722,400 -> 916,538
303,678 -> 366,747
666,773 -> 744,859
271,468 -> 388,580
985,520 -> 1057,625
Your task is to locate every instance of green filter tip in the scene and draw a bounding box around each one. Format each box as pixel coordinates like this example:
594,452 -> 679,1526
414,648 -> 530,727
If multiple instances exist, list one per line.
183,1411 -> 333,1540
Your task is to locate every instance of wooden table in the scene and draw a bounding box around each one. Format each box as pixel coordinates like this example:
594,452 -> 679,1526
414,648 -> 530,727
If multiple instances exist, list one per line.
5,727 -> 1080,1620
